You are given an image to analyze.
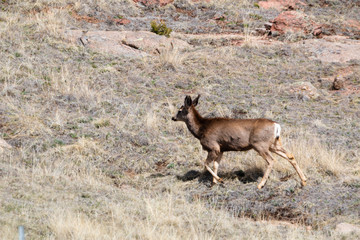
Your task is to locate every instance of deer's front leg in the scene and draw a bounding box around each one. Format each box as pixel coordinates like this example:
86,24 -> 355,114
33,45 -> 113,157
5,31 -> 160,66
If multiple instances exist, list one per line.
205,150 -> 223,183
212,152 -> 223,184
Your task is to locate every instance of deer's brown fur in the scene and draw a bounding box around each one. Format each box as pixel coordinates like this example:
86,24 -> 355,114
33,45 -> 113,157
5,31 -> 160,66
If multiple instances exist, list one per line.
172,95 -> 307,189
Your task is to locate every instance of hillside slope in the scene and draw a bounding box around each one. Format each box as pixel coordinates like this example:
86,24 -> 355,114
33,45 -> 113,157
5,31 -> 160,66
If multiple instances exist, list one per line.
1,0 -> 360,239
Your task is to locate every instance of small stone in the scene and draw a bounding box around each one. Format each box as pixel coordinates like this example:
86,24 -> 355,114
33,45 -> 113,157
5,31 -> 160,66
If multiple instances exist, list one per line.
213,13 -> 226,21
264,22 -> 272,30
298,93 -> 310,101
332,76 -> 345,90
255,28 -> 268,35
271,31 -> 280,37
313,26 -> 322,36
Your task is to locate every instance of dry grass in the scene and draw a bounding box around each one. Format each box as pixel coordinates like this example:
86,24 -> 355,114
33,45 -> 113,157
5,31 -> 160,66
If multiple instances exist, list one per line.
1,0 -> 360,239
286,131 -> 350,177
156,43 -> 188,70
0,184 -> 343,240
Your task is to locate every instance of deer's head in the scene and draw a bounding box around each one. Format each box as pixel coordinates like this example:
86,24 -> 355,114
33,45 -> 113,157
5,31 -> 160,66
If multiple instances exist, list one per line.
172,95 -> 200,122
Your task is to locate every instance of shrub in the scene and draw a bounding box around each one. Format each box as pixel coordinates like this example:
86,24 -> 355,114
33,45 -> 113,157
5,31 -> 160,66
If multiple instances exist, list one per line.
150,20 -> 172,38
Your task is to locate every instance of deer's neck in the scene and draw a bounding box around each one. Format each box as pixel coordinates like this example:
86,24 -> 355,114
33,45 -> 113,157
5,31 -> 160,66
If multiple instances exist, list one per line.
185,107 -> 204,139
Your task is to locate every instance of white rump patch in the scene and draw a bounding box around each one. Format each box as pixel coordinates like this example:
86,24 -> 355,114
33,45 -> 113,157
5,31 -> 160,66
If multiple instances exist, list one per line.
274,123 -> 281,139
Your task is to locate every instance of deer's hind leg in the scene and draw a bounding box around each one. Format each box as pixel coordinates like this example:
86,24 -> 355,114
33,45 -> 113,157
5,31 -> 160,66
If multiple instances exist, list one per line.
271,137 -> 307,186
256,150 -> 275,189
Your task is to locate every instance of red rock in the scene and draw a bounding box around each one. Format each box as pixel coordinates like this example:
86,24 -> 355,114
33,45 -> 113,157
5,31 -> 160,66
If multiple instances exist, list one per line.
271,11 -> 306,34
259,0 -> 306,11
271,11 -> 320,35
133,0 -> 174,7
312,26 -> 322,36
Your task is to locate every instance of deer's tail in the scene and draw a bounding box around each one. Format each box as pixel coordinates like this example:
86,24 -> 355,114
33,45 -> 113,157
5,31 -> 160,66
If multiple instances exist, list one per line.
274,123 -> 281,140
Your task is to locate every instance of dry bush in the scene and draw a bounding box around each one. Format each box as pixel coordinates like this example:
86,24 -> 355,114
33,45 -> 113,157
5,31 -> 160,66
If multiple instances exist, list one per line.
157,44 -> 187,70
283,129 -> 351,178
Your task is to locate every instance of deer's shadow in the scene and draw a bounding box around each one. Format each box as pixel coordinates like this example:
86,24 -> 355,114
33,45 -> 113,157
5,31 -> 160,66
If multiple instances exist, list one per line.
176,167 -> 264,185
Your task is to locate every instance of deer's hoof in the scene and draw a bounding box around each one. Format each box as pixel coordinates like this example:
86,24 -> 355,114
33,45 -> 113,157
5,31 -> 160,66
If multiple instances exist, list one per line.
257,184 -> 263,190
218,178 -> 224,183
301,181 -> 307,187
287,153 -> 295,160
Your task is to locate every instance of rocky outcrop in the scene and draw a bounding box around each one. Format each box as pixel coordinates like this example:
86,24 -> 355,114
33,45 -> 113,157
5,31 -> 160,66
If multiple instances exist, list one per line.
64,30 -> 190,58
259,0 -> 306,11
301,36 -> 360,63
270,11 -> 318,35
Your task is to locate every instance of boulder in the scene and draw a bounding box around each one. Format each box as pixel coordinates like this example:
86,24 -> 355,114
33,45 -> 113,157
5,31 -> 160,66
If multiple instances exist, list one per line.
120,31 -> 189,53
270,11 -> 323,36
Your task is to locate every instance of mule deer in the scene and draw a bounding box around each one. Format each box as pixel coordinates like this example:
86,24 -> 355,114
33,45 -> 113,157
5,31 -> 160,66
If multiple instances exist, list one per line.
172,95 -> 307,189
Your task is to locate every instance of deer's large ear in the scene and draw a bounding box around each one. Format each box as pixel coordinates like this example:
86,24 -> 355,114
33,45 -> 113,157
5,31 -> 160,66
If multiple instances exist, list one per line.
193,94 -> 200,107
184,95 -> 192,107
